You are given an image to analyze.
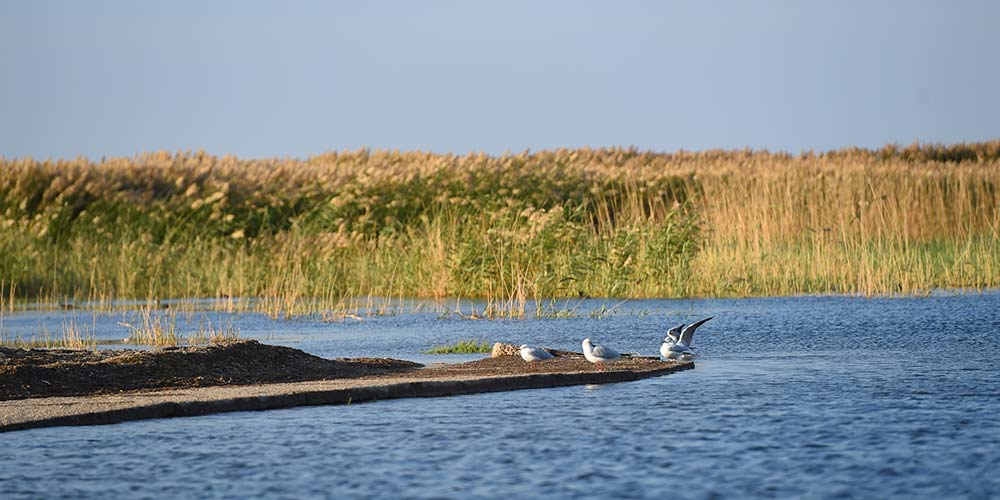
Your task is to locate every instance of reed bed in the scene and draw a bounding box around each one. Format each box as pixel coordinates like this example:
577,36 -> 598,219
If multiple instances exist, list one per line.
1,142 -> 998,313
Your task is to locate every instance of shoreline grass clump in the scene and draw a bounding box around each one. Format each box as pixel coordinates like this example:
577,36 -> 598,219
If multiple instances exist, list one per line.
423,340 -> 493,354
0,141 -> 998,312
117,308 -> 241,347
0,319 -> 98,350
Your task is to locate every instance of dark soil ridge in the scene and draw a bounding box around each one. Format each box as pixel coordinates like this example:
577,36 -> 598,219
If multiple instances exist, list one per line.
0,340 -> 422,401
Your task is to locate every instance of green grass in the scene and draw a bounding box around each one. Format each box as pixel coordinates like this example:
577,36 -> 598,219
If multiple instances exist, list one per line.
422,340 -> 493,354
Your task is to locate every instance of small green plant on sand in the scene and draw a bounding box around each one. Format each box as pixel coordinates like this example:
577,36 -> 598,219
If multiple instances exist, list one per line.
423,340 -> 492,354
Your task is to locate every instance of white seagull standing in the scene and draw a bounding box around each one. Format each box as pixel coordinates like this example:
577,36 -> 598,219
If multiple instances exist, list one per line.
582,338 -> 620,371
661,316 -> 713,360
519,344 -> 554,369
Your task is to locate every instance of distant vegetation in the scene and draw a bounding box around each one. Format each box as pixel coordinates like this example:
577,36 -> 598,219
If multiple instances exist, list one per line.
1,141 -> 999,315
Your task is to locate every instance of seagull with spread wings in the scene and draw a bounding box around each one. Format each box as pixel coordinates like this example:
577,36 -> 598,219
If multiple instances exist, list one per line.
661,316 -> 713,360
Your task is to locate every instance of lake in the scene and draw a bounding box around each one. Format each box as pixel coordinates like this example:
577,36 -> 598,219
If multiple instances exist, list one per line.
2,294 -> 999,499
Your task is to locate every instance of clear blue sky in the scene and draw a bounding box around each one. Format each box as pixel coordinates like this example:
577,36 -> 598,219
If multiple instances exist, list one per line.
2,0 -> 998,159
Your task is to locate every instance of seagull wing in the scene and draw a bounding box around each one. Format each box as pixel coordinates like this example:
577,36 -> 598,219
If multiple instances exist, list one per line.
591,344 -> 620,359
666,323 -> 684,343
679,316 -> 713,347
523,347 -> 554,361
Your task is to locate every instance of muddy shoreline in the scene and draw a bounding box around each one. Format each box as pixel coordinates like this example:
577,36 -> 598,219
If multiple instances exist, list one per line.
1,341 -> 693,432
0,341 -> 422,400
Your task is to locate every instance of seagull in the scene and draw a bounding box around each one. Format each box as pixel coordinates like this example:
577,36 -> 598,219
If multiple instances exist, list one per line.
519,344 -> 554,369
660,323 -> 691,360
661,316 -> 713,360
582,338 -> 620,371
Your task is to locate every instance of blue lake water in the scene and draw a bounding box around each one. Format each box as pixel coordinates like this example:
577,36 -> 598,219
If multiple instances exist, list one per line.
2,294 -> 999,499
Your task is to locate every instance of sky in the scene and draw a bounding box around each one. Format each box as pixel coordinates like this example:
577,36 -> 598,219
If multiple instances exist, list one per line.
1,0 -> 998,159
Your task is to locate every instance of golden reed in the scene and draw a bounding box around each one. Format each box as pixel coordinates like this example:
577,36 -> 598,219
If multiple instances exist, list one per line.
1,141 -> 997,308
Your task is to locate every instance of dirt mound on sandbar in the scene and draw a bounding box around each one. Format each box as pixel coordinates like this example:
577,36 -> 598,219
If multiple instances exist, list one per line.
0,341 -> 421,400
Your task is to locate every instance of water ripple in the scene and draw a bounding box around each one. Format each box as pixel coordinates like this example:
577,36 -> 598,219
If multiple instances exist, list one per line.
2,294 -> 1000,499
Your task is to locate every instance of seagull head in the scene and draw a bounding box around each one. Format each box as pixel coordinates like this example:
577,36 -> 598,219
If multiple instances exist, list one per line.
519,344 -> 529,350
582,338 -> 592,347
